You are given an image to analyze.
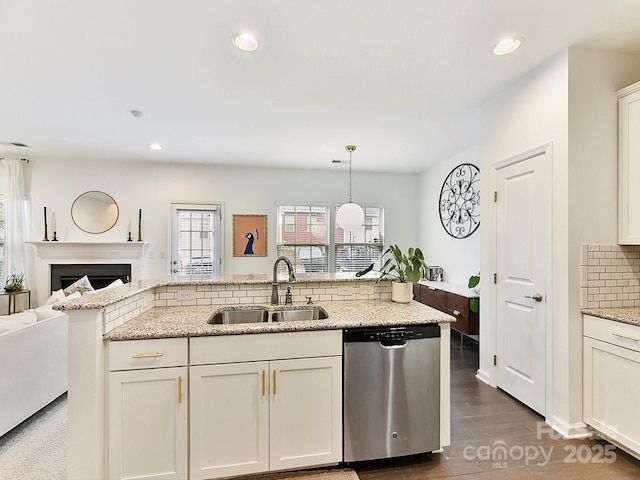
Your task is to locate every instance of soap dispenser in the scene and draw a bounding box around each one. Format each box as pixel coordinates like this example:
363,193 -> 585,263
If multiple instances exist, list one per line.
285,286 -> 293,305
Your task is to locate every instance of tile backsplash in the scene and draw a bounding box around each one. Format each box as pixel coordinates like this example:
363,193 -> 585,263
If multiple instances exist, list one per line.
580,244 -> 640,308
102,279 -> 391,334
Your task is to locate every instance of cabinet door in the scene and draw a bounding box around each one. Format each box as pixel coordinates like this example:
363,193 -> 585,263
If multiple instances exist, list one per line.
190,362 -> 269,480
584,337 -> 640,455
269,356 -> 342,471
108,367 -> 187,480
619,84 -> 640,244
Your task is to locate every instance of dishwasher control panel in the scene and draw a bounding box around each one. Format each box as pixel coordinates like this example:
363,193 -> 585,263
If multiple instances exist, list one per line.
343,324 -> 440,342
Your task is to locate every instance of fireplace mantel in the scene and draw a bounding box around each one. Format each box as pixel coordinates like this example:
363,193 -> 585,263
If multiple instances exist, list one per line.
28,242 -> 148,260
30,242 -> 149,306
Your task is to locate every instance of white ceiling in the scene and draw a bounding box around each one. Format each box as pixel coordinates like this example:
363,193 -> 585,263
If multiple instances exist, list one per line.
2,0 -> 640,173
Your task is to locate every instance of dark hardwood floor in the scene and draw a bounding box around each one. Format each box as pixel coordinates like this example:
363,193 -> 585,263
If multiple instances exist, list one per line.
352,333 -> 640,479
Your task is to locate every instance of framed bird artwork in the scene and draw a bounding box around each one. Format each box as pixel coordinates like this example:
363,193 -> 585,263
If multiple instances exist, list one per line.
233,214 -> 267,256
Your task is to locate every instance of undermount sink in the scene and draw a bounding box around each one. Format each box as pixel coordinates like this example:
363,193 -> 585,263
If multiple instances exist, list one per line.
208,308 -> 269,325
271,307 -> 328,322
207,306 -> 328,325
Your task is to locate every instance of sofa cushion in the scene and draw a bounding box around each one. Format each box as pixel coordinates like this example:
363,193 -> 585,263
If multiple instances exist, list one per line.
85,278 -> 124,294
63,275 -> 94,295
0,311 -> 37,334
44,289 -> 67,305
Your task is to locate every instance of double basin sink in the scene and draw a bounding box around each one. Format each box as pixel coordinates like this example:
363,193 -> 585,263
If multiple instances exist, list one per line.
208,306 -> 328,325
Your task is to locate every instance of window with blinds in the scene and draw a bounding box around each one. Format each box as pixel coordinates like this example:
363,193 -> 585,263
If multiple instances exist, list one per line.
276,204 -> 385,274
276,205 -> 329,273
335,206 -> 384,273
171,204 -> 221,277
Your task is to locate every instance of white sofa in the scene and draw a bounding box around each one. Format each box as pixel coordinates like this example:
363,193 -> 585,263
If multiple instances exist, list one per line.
0,308 -> 68,437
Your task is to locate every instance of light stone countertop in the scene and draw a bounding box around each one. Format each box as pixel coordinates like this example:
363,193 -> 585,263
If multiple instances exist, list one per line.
581,307 -> 640,327
104,300 -> 455,341
54,273 -> 381,311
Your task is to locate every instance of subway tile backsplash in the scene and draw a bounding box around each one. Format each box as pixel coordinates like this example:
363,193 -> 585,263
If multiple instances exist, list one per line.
153,280 -> 391,308
580,244 -> 640,309
103,279 -> 390,334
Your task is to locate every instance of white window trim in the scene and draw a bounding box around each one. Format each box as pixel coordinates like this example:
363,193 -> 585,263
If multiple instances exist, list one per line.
170,202 -> 225,278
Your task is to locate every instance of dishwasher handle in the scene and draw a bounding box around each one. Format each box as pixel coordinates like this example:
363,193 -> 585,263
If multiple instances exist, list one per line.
380,339 -> 409,348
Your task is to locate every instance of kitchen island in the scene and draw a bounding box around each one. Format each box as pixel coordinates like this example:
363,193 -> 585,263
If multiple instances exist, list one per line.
56,277 -> 454,480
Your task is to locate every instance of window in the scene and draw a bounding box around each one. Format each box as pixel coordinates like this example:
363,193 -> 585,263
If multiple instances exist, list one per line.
335,206 -> 384,273
276,203 -> 384,274
171,204 -> 222,277
277,205 -> 328,273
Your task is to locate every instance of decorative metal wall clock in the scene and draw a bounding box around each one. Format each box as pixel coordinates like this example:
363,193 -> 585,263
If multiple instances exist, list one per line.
438,163 -> 480,239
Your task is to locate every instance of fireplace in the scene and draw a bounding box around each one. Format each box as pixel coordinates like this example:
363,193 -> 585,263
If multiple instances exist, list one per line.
50,263 -> 132,291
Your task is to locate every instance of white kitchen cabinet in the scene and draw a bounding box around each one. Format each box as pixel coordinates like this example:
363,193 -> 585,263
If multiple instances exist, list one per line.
618,80 -> 640,244
583,315 -> 640,458
269,356 -> 342,471
189,331 -> 342,480
108,338 -> 188,480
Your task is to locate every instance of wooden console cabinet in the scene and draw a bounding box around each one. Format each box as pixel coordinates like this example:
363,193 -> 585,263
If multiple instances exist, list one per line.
414,282 -> 478,336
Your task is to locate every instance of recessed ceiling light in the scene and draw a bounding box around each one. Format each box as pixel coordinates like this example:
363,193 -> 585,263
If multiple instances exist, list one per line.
493,37 -> 523,56
148,143 -> 162,150
233,33 -> 259,52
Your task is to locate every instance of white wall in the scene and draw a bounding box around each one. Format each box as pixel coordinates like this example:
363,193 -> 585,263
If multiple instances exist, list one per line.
479,46 -> 640,436
479,50 -> 571,431
418,146 -> 480,286
566,47 -> 640,429
25,159 -> 419,299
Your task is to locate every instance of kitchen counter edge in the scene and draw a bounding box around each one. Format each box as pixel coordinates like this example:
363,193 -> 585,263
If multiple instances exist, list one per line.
581,307 -> 640,327
103,300 -> 455,341
54,274 -> 382,311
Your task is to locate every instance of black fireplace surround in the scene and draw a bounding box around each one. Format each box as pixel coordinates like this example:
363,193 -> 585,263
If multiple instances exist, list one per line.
50,264 -> 132,292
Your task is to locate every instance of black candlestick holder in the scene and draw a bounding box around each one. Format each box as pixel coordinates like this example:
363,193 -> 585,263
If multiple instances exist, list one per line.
52,231 -> 58,241
127,232 -> 133,242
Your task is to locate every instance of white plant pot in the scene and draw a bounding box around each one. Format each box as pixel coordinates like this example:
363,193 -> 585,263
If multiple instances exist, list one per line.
391,281 -> 413,303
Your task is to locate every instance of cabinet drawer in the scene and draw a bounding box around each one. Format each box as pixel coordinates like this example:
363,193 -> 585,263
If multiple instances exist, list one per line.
419,285 -> 476,335
109,337 -> 188,371
584,314 -> 640,354
190,330 -> 342,365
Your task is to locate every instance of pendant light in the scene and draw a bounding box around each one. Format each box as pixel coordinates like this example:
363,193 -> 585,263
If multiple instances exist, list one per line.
336,145 -> 365,231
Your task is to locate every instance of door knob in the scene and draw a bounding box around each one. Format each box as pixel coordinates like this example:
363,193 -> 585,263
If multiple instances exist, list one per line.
524,293 -> 543,302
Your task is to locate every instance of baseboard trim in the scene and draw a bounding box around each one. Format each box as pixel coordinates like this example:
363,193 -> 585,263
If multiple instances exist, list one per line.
475,369 -> 491,386
546,416 -> 592,439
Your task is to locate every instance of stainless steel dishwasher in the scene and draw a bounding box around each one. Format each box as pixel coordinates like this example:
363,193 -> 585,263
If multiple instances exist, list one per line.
343,324 -> 440,462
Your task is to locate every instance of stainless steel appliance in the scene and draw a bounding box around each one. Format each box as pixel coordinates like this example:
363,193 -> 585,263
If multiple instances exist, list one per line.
343,324 -> 440,462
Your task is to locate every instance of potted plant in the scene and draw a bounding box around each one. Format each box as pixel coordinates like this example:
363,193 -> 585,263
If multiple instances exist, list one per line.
357,245 -> 428,303
468,273 -> 480,313
4,272 -> 25,293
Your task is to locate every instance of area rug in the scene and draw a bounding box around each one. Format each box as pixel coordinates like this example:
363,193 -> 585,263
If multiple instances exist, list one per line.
0,393 -> 67,480
240,468 -> 359,480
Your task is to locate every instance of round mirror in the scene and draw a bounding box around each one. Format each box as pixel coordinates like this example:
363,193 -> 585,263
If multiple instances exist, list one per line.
71,191 -> 119,234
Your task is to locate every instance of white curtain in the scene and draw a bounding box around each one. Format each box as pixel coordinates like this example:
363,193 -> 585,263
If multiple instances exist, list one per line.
1,158 -> 31,291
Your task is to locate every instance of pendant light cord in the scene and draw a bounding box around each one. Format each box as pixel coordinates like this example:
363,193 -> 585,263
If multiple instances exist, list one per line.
346,145 -> 356,203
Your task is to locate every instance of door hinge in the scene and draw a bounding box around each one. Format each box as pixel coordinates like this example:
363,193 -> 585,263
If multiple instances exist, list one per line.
493,355 -> 497,366
493,273 -> 497,284
494,191 -> 497,202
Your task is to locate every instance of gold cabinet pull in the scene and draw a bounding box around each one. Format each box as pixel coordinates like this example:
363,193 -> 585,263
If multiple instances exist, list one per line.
131,352 -> 164,359
612,332 -> 640,342
272,370 -> 277,395
177,376 -> 184,404
261,370 -> 266,397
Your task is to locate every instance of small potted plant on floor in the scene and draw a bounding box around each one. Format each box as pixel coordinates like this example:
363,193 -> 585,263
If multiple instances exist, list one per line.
4,272 -> 25,292
357,245 -> 428,303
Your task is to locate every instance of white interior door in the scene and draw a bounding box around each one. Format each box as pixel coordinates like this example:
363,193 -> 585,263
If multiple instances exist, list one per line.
495,148 -> 550,415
